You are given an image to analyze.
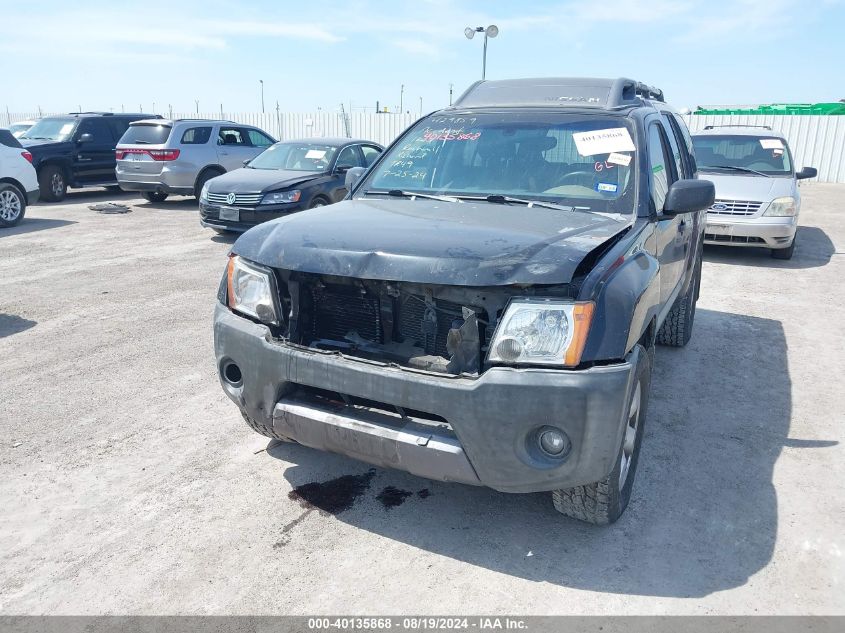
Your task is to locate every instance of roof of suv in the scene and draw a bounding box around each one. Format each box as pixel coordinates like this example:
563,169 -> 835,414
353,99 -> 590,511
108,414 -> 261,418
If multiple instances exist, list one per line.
693,125 -> 787,139
61,112 -> 159,119
130,118 -> 242,127
450,77 -> 665,111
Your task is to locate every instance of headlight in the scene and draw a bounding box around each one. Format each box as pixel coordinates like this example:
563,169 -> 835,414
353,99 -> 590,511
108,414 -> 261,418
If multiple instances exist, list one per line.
763,196 -> 797,216
200,181 -> 210,201
487,299 -> 594,368
260,190 -> 302,205
226,255 -> 280,325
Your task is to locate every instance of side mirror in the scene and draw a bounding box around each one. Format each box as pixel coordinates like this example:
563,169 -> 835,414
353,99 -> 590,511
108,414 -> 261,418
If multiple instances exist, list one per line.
334,164 -> 352,174
662,179 -> 715,215
78,133 -> 94,144
344,166 -> 367,189
796,166 -> 817,180
242,159 -> 251,166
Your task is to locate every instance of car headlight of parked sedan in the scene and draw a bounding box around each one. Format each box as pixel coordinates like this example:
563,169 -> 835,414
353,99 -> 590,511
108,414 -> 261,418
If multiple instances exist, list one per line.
763,196 -> 797,216
487,299 -> 594,368
260,190 -> 302,205
226,256 -> 280,325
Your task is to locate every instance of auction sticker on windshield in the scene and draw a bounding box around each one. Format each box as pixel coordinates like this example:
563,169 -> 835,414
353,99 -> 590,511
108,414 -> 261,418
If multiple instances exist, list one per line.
573,127 -> 635,156
760,138 -> 784,149
607,152 -> 632,166
305,149 -> 326,159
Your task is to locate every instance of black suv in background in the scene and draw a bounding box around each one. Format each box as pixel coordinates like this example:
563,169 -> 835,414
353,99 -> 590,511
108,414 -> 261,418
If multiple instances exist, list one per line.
214,77 -> 715,525
20,112 -> 160,202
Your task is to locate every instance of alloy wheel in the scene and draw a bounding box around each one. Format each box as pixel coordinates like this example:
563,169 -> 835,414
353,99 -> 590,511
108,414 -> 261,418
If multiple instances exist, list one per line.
0,190 -> 22,222
618,381 -> 642,489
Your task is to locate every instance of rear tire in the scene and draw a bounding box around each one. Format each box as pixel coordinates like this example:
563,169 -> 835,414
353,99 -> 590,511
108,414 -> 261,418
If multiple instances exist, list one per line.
771,236 -> 795,260
0,184 -> 26,227
656,254 -> 701,347
38,165 -> 67,202
142,191 -> 169,203
551,343 -> 652,525
194,168 -> 224,198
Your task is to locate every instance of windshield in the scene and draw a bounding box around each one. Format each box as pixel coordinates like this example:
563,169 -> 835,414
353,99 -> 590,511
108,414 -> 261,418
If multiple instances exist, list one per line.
19,117 -> 77,141
10,123 -> 32,138
693,134 -> 793,176
248,142 -> 338,171
358,112 -> 638,213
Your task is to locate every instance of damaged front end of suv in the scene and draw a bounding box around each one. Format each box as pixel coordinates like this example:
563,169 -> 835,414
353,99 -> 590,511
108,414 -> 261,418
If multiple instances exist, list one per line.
214,77 -> 712,524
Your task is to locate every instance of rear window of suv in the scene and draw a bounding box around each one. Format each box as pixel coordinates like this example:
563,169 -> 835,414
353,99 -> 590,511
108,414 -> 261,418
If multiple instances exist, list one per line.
119,123 -> 172,145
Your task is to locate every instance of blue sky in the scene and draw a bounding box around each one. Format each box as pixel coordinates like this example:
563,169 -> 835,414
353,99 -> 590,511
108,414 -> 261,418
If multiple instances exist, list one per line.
2,0 -> 844,115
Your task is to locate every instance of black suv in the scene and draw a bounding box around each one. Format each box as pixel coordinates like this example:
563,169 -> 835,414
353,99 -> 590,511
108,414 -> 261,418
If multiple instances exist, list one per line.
213,77 -> 714,524
20,112 -> 161,202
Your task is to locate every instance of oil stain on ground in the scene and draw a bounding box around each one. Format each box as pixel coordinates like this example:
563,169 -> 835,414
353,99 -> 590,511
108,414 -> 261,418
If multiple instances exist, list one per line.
376,486 -> 413,509
288,468 -> 377,515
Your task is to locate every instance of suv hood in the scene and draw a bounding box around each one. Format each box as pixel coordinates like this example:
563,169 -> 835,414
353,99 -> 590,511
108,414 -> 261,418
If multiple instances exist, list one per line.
233,197 -> 630,286
698,171 -> 795,201
207,167 -> 324,194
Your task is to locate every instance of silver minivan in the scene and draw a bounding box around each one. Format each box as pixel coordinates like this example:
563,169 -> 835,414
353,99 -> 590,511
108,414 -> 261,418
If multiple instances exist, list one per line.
692,126 -> 816,260
116,119 -> 276,202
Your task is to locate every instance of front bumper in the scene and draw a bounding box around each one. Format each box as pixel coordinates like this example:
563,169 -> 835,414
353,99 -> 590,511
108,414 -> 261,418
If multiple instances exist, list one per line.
214,304 -> 639,493
200,200 -> 305,232
704,214 -> 797,248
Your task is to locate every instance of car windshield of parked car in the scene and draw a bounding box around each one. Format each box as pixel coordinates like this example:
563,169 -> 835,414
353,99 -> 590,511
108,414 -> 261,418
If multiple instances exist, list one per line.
19,118 -> 77,142
10,123 -> 32,138
248,142 -> 338,171
693,134 -> 793,176
359,113 -> 638,213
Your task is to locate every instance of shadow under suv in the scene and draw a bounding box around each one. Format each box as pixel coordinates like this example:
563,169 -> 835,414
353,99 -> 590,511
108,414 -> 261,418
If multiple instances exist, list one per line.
116,119 -> 276,202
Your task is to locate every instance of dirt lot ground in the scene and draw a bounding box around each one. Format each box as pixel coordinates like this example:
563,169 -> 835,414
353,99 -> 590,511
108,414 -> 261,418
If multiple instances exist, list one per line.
1,185 -> 843,615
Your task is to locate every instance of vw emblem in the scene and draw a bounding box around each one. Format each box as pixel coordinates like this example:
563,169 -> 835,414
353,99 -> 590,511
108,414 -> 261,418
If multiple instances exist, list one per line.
226,192 -> 236,205
711,203 -> 727,211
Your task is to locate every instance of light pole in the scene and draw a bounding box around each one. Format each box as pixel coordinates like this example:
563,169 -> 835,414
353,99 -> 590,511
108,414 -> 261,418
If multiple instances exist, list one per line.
464,25 -> 499,80
259,79 -> 265,113
400,84 -> 404,114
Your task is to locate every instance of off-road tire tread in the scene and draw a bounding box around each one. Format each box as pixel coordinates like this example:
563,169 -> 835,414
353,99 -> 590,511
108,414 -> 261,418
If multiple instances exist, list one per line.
241,412 -> 277,438
552,480 -> 615,526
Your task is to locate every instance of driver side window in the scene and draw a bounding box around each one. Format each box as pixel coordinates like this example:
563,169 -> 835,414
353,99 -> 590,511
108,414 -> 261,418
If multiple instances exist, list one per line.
647,123 -> 677,212
336,146 -> 362,169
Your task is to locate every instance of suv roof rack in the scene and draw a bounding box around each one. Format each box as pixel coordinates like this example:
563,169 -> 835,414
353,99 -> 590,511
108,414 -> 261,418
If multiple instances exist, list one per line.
703,124 -> 773,130
65,112 -> 158,117
172,118 -> 237,123
451,77 -> 665,110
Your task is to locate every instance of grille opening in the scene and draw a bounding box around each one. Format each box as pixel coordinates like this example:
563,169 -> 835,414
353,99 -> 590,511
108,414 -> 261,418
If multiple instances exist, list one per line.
705,234 -> 766,244
297,279 -> 487,374
708,199 -> 762,216
288,383 -> 452,430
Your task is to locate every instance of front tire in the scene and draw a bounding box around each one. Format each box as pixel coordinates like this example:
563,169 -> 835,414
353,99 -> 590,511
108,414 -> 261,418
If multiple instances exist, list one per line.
38,165 -> 67,202
0,184 -> 26,227
551,343 -> 652,525
771,235 -> 796,260
142,191 -> 169,203
309,196 -> 329,209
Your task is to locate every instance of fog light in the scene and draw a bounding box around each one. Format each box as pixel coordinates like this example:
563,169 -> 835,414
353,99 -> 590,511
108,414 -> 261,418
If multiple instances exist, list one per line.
538,427 -> 570,457
495,337 -> 523,361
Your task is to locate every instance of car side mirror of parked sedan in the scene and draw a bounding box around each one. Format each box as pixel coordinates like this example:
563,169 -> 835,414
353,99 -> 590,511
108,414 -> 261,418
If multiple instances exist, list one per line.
796,166 -> 817,180
662,179 -> 715,216
344,166 -> 367,189
242,159 -> 251,166
77,133 -> 94,144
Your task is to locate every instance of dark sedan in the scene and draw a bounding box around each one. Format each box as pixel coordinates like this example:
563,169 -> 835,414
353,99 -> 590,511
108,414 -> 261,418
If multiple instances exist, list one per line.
199,137 -> 383,233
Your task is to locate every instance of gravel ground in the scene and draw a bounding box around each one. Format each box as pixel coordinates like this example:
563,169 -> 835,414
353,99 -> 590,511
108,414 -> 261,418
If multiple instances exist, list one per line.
1,185 -> 842,614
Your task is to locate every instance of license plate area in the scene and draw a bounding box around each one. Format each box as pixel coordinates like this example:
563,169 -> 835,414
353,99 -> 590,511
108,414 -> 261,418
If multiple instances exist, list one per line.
219,206 -> 240,221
